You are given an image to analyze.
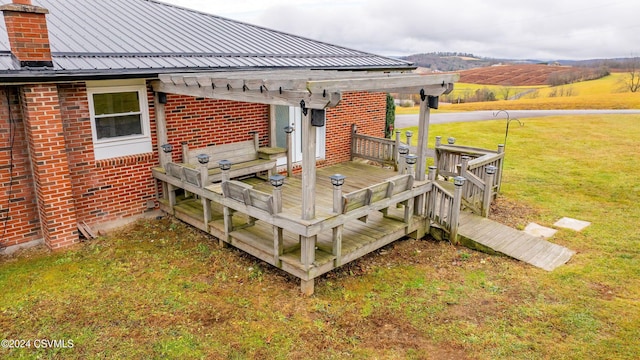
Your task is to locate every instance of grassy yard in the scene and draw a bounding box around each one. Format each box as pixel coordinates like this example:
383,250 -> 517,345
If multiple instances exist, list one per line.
1,115 -> 639,359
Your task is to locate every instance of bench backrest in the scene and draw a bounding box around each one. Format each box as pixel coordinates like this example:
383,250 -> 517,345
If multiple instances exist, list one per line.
221,180 -> 274,215
184,140 -> 258,169
341,174 -> 414,214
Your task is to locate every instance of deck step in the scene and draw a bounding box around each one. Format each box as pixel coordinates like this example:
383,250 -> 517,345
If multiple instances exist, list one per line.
458,211 -> 574,271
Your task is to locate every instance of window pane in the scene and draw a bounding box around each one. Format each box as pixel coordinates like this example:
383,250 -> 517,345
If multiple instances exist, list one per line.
93,91 -> 141,115
95,114 -> 142,139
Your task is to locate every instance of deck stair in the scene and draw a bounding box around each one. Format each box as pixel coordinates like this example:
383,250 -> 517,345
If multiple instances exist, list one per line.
457,211 -> 575,271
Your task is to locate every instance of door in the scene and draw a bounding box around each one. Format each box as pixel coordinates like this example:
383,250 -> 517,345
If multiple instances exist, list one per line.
274,105 -> 325,166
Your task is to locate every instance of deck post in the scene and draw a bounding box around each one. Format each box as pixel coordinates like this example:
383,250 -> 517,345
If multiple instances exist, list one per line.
428,165 -> 437,181
416,98 -> 430,181
482,165 -> 497,217
330,174 -> 346,266
405,154 -> 418,220
300,235 -> 316,270
301,279 -> 314,296
398,144 -> 409,175
497,144 -> 505,194
450,176 -> 466,244
198,158 -> 212,229
270,174 -> 285,266
220,160 -> 232,247
435,136 -> 441,147
301,106 -> 317,220
181,141 -> 189,163
405,130 -> 413,150
285,126 -> 294,177
394,130 -> 401,169
350,124 -> 357,161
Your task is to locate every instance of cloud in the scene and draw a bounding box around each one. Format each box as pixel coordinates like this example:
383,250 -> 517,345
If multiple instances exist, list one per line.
163,0 -> 640,60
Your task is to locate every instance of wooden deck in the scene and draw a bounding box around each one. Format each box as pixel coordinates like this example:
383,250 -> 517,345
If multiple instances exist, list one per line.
457,211 -> 575,271
157,161 -> 429,293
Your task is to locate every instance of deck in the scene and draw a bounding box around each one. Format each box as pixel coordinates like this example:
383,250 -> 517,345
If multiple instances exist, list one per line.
157,161 -> 429,293
154,146 -> 575,294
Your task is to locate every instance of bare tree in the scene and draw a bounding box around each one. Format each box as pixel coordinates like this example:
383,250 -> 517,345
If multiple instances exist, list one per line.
625,57 -> 640,92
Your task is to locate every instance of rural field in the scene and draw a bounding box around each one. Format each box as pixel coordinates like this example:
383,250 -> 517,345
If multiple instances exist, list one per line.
1,70 -> 639,359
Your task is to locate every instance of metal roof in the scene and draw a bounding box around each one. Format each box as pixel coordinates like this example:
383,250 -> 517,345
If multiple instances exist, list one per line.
0,0 -> 412,78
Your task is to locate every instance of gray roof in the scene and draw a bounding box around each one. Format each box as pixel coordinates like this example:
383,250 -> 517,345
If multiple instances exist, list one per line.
0,0 -> 412,78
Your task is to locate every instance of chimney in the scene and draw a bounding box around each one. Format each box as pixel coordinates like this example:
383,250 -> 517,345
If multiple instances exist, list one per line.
0,0 -> 53,69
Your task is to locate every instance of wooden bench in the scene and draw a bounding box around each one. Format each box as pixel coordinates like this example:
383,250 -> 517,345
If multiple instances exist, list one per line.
341,173 -> 414,217
181,133 -> 286,184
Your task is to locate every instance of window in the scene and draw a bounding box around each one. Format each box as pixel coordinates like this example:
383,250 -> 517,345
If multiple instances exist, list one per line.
87,83 -> 152,160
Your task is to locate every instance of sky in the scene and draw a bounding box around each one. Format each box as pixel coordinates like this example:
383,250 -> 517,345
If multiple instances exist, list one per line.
160,0 -> 640,61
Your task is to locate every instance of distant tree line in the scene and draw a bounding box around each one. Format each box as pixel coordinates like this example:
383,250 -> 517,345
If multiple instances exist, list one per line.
547,67 -> 610,86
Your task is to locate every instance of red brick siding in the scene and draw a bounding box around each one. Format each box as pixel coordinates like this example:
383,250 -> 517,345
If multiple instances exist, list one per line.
163,95 -> 270,162
1,8 -> 52,62
20,84 -> 77,249
0,86 -> 41,248
58,83 -> 159,227
325,91 -> 387,165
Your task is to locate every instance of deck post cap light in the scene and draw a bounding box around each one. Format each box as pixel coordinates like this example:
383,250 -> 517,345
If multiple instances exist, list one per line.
405,154 -> 418,165
447,137 -> 456,144
269,174 -> 286,187
218,159 -> 232,170
398,144 -> 410,155
454,176 -> 466,186
405,130 -> 413,137
429,165 -> 437,170
160,143 -> 173,153
330,174 -> 346,187
284,125 -> 294,133
486,165 -> 497,175
196,153 -> 210,164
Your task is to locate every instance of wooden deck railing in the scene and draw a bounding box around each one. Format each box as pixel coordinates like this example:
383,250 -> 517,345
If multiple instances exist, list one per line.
351,124 -> 397,167
434,138 -> 505,217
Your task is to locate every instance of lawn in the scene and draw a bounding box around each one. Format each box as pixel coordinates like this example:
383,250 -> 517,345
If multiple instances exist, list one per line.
1,115 -> 639,359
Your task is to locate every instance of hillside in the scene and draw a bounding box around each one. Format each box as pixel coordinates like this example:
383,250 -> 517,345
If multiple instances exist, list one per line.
458,64 -> 609,86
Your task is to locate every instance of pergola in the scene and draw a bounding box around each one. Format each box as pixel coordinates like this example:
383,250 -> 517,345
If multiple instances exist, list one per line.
152,70 -> 459,221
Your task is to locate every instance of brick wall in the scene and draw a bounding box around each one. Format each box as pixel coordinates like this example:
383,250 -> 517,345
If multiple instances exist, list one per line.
58,83 -> 159,227
325,91 -> 387,165
0,86 -> 41,248
163,95 -> 271,163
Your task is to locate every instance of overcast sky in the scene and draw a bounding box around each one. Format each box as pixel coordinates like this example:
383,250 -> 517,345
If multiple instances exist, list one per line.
161,0 -> 639,60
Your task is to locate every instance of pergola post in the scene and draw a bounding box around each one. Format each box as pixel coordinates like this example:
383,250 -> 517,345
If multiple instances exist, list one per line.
414,96 -> 431,217
301,106 -> 316,220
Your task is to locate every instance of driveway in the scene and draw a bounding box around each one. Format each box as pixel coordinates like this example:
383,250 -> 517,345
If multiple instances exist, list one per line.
395,109 -> 640,128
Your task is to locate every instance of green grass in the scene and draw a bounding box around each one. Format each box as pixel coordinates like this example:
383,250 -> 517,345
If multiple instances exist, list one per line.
1,115 -> 640,359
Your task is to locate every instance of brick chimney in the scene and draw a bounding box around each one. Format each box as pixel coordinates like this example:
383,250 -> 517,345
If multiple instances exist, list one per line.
0,0 -> 53,68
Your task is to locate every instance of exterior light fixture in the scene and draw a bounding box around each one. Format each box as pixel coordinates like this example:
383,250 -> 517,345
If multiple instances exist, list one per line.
398,145 -> 410,155
196,153 -> 210,164
160,143 -> 173,153
269,174 -> 286,188
454,176 -> 466,186
405,154 -> 418,165
330,174 -> 346,187
486,165 -> 497,175
447,137 -> 456,145
218,159 -> 232,171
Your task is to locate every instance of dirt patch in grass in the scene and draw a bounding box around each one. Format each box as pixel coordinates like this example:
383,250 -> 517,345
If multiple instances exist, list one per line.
488,196 -> 541,229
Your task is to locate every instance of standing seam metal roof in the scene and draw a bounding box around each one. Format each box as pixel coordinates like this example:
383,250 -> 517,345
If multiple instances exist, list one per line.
0,0 -> 412,74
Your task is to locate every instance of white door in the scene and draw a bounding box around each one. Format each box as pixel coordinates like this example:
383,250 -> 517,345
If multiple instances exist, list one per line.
274,105 -> 325,166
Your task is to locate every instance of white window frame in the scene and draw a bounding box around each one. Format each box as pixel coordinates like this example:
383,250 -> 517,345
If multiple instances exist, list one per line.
87,83 -> 152,160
